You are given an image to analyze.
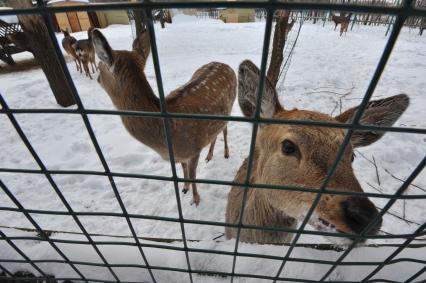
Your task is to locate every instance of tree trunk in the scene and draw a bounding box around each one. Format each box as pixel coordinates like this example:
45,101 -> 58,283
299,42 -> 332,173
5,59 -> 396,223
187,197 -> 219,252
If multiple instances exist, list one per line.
267,10 -> 290,87
11,0 -> 76,107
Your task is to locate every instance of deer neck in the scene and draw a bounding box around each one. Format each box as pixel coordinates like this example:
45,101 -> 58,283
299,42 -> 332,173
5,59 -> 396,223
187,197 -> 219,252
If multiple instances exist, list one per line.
111,54 -> 161,113
108,56 -> 168,155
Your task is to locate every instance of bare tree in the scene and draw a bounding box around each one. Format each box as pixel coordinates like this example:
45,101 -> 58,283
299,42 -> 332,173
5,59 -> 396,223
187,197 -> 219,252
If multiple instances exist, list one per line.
267,10 -> 290,87
10,0 -> 76,107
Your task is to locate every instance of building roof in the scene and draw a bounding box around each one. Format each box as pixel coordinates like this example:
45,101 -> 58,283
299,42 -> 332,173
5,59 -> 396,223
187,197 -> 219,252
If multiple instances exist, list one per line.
47,0 -> 89,5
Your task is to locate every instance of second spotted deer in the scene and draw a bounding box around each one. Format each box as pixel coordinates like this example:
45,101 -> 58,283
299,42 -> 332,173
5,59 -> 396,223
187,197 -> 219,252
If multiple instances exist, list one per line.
73,27 -> 97,79
92,29 -> 237,206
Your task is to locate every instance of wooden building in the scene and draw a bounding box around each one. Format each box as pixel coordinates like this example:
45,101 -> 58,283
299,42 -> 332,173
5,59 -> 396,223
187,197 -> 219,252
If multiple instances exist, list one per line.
47,0 -> 99,32
47,0 -> 130,33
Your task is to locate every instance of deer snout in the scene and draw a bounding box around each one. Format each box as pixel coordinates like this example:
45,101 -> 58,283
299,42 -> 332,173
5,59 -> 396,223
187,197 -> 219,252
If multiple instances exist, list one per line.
341,197 -> 382,238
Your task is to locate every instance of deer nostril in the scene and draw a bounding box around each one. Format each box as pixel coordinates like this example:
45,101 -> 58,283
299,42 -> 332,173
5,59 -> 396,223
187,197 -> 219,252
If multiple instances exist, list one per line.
341,198 -> 382,235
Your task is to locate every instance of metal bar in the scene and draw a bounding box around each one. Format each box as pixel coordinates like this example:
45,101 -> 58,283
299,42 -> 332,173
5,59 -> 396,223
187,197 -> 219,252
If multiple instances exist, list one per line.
229,8 -> 274,283
1,2 -> 426,17
0,180 -> 88,282
320,155 -> 426,281
3,94 -> 126,281
0,265 -> 409,283
362,222 -> 426,282
317,1 -> 424,280
144,7 -> 193,283
0,230 -> 47,278
405,265 -> 426,283
272,0 -> 411,280
2,108 -> 425,135
0,263 -> 14,277
1,168 -> 425,200
1,239 -> 425,267
26,0 -> 159,281
0,0 -> 423,281
0,208 -> 425,240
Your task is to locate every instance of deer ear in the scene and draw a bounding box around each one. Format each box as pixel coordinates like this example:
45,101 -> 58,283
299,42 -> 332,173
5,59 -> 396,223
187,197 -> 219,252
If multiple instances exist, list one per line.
238,60 -> 281,119
335,94 -> 409,148
92,29 -> 114,66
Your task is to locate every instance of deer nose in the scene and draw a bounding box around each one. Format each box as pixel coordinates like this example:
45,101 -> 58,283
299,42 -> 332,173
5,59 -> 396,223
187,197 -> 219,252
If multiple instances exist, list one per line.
341,197 -> 382,236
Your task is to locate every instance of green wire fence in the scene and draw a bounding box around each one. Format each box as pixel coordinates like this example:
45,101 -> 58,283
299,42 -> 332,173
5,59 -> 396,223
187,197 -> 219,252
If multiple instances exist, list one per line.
0,0 -> 425,282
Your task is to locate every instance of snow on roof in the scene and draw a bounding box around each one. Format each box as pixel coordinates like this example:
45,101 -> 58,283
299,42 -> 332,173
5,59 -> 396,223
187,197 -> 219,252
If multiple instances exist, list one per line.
0,8 -> 19,24
0,15 -> 19,23
47,0 -> 89,5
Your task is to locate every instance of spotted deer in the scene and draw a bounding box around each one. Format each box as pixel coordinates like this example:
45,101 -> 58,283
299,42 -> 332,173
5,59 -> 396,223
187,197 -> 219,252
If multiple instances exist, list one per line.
225,60 -> 409,244
61,29 -> 81,73
331,13 -> 352,36
73,27 -> 96,79
285,17 -> 296,35
92,29 -> 237,206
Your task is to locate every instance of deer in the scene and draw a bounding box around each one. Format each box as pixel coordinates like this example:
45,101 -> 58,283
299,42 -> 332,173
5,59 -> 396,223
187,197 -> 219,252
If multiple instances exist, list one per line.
91,29 -> 237,206
225,60 -> 409,244
285,17 -> 296,35
73,27 -> 96,79
61,28 -> 81,73
331,13 -> 352,36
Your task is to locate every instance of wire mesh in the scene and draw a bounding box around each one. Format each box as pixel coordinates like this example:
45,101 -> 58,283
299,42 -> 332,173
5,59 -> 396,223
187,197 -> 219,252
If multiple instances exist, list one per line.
0,0 -> 425,283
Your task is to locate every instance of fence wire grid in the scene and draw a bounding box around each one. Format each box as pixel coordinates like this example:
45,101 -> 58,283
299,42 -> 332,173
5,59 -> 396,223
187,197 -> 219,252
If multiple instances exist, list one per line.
0,0 -> 425,283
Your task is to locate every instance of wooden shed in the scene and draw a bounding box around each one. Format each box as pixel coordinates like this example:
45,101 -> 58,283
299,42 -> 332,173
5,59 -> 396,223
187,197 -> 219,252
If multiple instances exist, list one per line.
47,0 -> 100,32
219,9 -> 255,23
95,10 -> 130,27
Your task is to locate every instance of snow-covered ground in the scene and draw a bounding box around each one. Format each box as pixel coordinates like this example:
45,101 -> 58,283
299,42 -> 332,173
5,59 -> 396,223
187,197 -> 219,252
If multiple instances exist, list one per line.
1,14 -> 425,282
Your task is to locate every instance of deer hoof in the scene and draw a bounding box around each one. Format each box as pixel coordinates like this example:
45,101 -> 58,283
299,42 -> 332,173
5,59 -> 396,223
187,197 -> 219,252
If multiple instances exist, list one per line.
182,187 -> 189,194
205,155 -> 213,163
190,196 -> 200,207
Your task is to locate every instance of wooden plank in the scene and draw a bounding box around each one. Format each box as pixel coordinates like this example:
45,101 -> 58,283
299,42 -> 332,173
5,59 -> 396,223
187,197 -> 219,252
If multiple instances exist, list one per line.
67,11 -> 81,32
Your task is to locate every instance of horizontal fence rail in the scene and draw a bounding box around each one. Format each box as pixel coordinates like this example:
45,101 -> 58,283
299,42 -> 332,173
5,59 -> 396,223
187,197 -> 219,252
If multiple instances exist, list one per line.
0,0 -> 425,282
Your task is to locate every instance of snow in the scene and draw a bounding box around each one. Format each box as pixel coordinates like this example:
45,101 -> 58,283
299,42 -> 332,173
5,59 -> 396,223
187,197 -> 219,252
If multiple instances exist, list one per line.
0,14 -> 425,282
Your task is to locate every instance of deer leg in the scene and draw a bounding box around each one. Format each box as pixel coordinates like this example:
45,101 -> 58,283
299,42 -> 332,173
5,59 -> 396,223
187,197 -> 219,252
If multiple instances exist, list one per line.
78,58 -> 82,73
74,59 -> 80,72
83,61 -> 92,79
334,22 -> 337,30
189,154 -> 200,206
223,126 -> 229,159
181,162 -> 190,194
205,138 -> 216,162
91,61 -> 95,73
91,55 -> 96,73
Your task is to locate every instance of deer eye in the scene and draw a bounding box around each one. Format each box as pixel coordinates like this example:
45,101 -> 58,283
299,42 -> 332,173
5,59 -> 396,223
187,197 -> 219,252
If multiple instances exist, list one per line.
282,139 -> 297,155
351,153 -> 355,162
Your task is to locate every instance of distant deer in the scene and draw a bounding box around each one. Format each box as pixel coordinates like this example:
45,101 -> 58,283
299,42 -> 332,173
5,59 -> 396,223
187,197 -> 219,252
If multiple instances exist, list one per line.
91,29 -> 237,206
331,13 -> 352,36
285,17 -> 296,35
225,60 -> 409,244
73,27 -> 96,79
420,18 -> 426,36
61,29 -> 81,72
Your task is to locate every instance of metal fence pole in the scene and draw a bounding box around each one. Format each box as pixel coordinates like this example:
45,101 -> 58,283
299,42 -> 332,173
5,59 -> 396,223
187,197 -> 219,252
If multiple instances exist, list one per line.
0,1 -> 425,282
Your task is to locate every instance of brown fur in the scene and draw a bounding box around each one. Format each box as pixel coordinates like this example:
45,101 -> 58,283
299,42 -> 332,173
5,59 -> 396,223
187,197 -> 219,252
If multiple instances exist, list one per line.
92,29 -> 237,206
132,27 -> 151,66
225,60 -> 409,244
73,27 -> 96,79
331,13 -> 352,36
61,29 -> 81,72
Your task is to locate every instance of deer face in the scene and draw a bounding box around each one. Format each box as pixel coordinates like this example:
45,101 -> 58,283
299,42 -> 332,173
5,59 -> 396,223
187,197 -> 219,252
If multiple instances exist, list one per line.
92,29 -> 147,106
239,60 -> 409,243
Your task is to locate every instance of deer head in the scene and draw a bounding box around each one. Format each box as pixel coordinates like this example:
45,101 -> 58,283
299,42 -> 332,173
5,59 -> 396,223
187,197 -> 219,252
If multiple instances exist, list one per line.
238,60 -> 409,243
61,28 -> 70,37
91,29 -> 155,111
